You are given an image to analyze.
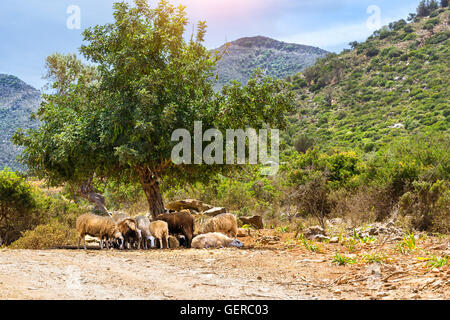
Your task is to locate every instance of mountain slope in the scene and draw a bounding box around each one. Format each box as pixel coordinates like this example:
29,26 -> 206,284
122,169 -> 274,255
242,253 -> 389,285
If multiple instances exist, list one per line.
213,36 -> 328,89
284,7 -> 449,151
0,74 -> 40,171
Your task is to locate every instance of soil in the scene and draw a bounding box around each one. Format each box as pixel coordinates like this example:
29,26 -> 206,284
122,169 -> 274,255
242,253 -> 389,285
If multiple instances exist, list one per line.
0,230 -> 448,300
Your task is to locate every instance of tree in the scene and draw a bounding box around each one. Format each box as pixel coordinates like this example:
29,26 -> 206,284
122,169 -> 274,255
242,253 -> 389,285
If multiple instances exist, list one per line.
14,0 -> 294,218
348,41 -> 358,50
442,0 -> 449,7
407,13 -> 417,22
294,135 -> 315,154
417,0 -> 430,16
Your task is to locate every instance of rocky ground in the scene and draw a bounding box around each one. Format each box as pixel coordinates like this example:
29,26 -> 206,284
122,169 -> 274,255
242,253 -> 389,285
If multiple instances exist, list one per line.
0,228 -> 448,300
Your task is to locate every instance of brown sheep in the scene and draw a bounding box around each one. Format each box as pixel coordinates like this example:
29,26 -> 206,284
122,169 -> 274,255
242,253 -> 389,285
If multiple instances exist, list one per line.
76,214 -> 124,250
155,211 -> 194,248
116,217 -> 140,249
149,220 -> 169,249
203,213 -> 238,238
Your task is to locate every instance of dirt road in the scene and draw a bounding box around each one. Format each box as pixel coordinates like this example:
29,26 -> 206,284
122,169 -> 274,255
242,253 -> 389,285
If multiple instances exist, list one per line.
0,243 -> 448,300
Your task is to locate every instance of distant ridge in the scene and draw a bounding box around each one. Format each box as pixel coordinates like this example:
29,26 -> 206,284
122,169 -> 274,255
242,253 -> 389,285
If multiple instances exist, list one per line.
0,74 -> 41,171
212,36 -> 329,89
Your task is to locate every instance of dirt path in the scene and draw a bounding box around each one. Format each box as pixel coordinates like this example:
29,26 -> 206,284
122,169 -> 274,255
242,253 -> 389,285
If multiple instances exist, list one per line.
0,243 -> 448,300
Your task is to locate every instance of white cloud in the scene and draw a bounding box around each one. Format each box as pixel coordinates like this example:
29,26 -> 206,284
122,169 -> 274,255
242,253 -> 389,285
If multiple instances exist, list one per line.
279,22 -> 373,51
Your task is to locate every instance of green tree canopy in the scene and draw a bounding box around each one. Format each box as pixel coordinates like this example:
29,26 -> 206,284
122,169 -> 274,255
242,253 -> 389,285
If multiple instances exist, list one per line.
13,0 -> 294,217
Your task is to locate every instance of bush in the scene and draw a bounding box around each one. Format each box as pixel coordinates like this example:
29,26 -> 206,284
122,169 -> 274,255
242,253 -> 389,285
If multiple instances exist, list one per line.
0,168 -> 42,245
399,180 -> 449,232
294,135 -> 315,154
366,47 -> 380,57
9,221 -> 78,249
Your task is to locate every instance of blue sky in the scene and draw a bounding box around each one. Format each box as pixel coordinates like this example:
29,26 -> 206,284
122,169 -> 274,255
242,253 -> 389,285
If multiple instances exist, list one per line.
0,0 -> 419,90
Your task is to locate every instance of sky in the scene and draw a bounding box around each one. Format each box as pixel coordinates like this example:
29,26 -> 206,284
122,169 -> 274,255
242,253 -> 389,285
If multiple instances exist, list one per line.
0,0 -> 420,90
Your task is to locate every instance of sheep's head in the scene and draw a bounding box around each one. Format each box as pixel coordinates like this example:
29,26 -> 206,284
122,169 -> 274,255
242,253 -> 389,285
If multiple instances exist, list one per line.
113,230 -> 124,249
124,219 -> 137,231
230,239 -> 243,248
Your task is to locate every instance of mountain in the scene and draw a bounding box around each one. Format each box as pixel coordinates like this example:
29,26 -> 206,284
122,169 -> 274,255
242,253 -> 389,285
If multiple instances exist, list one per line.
284,7 -> 449,151
0,74 -> 40,171
212,36 -> 329,90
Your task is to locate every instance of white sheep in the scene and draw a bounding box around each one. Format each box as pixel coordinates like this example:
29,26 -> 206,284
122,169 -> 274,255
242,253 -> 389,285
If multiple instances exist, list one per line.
76,214 -> 124,250
203,213 -> 238,237
191,232 -> 243,249
135,215 -> 155,249
149,220 -> 169,249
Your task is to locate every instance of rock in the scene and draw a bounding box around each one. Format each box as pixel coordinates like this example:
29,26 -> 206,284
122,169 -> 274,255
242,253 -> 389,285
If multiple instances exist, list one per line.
311,234 -> 329,242
329,236 -> 339,243
84,235 -> 100,244
239,215 -> 264,229
303,225 -> 325,240
203,207 -> 227,217
165,199 -> 213,212
327,218 -> 343,226
168,236 -> 180,248
237,228 -> 248,237
256,236 -> 280,245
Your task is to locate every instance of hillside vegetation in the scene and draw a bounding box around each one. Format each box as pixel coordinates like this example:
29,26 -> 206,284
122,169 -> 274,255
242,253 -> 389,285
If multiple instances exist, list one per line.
284,7 -> 449,151
0,74 -> 40,171
213,36 -> 328,90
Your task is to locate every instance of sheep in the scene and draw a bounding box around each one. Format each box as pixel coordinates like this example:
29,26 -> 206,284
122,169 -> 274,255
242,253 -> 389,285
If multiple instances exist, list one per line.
155,211 -> 194,248
111,212 -> 130,224
203,213 -> 238,238
116,217 -> 139,249
149,220 -> 169,249
191,232 -> 243,249
76,214 -> 124,250
135,215 -> 155,249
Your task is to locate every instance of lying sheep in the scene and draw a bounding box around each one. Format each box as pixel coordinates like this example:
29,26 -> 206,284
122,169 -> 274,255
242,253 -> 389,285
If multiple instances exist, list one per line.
135,215 -> 155,249
76,214 -> 124,250
203,213 -> 238,238
155,211 -> 194,248
149,220 -> 169,249
191,232 -> 243,249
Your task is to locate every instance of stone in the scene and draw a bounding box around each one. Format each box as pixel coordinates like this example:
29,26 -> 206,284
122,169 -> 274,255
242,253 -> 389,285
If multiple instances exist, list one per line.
329,236 -> 340,243
237,228 -> 248,237
303,225 -> 325,239
311,234 -> 329,242
165,199 -> 213,212
168,236 -> 180,248
327,218 -> 343,226
239,215 -> 264,229
256,236 -> 280,245
203,207 -> 227,217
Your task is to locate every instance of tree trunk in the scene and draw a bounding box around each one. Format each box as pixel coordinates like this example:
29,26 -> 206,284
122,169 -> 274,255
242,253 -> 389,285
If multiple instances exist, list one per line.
138,167 -> 165,219
78,178 -> 108,214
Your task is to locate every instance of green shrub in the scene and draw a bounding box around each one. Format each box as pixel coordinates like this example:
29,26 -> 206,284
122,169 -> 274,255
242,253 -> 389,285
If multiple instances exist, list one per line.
0,168 -> 42,245
9,221 -> 78,249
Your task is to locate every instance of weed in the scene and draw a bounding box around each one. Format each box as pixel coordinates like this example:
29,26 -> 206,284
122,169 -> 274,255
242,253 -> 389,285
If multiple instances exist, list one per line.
332,253 -> 357,265
418,255 -> 448,269
362,252 -> 388,263
397,232 -> 417,253
300,237 -> 321,252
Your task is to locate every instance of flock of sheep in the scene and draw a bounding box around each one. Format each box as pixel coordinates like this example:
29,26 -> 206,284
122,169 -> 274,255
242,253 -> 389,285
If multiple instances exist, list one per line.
76,210 -> 243,250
